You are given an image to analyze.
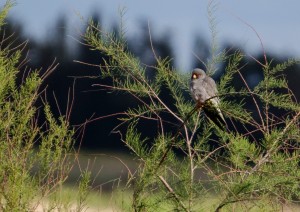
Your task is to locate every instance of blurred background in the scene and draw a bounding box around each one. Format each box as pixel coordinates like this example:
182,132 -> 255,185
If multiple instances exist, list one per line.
3,0 -> 300,192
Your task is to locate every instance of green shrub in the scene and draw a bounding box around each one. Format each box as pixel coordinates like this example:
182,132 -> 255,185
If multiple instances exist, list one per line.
82,2 -> 300,211
0,2 -> 79,211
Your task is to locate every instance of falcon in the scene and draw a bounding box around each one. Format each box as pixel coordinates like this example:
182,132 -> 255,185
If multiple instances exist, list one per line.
190,68 -> 226,130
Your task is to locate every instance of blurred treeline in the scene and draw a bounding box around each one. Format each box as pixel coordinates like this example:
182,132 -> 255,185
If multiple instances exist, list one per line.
3,15 -> 300,151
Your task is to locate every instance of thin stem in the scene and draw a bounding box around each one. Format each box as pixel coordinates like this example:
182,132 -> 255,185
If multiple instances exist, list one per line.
155,105 -> 199,172
237,69 -> 266,131
158,175 -> 189,212
247,110 -> 300,176
187,130 -> 194,210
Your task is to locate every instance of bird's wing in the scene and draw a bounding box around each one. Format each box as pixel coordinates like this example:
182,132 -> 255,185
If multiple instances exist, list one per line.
203,76 -> 218,100
203,76 -> 226,130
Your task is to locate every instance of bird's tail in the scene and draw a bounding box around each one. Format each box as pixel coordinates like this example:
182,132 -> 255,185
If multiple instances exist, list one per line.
203,100 -> 226,131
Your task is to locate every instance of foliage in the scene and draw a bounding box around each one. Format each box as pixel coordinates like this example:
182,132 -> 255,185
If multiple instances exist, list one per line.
0,2 -> 91,211
82,0 -> 300,211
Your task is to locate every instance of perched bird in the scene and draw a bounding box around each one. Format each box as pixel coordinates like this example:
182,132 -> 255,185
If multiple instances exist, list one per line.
190,68 -> 226,130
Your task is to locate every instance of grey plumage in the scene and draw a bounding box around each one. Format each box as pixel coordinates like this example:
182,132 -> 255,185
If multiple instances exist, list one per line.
190,68 -> 226,130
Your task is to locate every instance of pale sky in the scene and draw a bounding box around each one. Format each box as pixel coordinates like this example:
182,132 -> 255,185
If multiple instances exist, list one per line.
8,0 -> 300,70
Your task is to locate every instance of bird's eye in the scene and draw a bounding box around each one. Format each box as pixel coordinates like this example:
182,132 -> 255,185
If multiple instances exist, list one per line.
192,73 -> 198,79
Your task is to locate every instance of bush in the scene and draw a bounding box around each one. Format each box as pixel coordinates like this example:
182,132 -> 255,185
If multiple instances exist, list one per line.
0,2 -> 81,211
82,3 -> 300,211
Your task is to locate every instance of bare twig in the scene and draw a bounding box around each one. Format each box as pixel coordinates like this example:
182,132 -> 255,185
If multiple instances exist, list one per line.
247,111 -> 300,176
155,105 -> 199,171
158,175 -> 189,212
236,69 -> 266,132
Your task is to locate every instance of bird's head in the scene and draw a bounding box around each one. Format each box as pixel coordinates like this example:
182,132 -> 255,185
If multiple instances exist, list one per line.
191,68 -> 206,80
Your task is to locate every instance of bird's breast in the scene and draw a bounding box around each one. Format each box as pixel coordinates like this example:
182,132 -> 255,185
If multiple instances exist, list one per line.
190,82 -> 206,103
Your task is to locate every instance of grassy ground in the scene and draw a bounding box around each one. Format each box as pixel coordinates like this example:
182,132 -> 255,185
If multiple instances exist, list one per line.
30,151 -> 136,211
66,151 -> 138,191
32,151 -> 300,211
33,186 -> 300,212
34,186 -> 131,211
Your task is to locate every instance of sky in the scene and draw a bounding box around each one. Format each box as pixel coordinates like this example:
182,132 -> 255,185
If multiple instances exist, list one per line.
8,0 -> 300,70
